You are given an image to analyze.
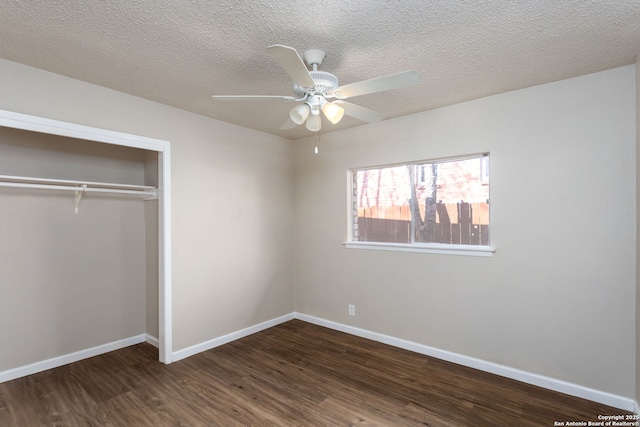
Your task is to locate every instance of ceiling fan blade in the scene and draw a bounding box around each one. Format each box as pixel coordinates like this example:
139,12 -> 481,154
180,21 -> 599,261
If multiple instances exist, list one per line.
267,44 -> 316,89
280,118 -> 298,130
336,101 -> 384,123
331,71 -> 420,99
212,95 -> 296,101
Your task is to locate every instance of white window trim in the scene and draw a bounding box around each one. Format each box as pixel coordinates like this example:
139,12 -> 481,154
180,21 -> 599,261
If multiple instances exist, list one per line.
343,241 -> 495,257
346,153 -> 493,257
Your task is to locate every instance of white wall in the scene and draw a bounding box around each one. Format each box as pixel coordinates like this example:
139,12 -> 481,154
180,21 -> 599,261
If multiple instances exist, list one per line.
294,66 -> 636,398
636,55 -> 640,407
144,151 -> 160,340
0,59 -> 295,359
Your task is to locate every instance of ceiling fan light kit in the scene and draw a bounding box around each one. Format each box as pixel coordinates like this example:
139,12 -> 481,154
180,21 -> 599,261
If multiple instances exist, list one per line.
212,44 -> 420,132
290,103 -> 311,125
322,102 -> 345,124
290,93 -> 346,130
306,111 -> 322,132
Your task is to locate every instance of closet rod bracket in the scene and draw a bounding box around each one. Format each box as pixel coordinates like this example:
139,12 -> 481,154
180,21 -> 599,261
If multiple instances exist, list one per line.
74,184 -> 87,214
143,189 -> 159,201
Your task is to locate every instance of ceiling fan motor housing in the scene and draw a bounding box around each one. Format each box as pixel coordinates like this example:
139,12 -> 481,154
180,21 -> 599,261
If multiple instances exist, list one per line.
293,71 -> 339,97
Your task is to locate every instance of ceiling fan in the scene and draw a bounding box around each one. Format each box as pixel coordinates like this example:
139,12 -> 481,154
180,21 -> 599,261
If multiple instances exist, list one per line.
212,45 -> 420,132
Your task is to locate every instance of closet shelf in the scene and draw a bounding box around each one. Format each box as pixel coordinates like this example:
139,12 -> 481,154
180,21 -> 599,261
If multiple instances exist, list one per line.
0,174 -> 158,213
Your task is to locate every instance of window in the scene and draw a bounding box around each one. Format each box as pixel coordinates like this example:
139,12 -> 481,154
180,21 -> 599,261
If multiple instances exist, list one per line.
348,154 -> 491,255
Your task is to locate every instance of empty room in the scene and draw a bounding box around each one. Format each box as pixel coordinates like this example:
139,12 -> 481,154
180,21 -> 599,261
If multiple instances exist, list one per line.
1,1 -> 639,426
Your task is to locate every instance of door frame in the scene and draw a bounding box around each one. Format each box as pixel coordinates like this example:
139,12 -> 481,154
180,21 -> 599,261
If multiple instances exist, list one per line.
0,109 -> 173,363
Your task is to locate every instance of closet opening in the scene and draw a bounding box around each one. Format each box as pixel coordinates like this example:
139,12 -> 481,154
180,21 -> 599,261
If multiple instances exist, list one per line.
0,110 -> 172,379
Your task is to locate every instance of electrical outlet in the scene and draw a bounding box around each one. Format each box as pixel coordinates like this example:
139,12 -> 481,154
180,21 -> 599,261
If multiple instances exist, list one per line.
348,304 -> 355,316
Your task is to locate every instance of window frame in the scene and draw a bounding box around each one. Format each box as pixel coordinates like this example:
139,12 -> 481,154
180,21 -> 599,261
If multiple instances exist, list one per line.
344,153 -> 495,257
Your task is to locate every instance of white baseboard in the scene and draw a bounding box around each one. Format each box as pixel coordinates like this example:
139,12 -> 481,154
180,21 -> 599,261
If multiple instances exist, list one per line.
171,313 -> 295,362
2,313 -> 636,413
145,334 -> 159,348
0,334 -> 146,384
294,313 -> 636,412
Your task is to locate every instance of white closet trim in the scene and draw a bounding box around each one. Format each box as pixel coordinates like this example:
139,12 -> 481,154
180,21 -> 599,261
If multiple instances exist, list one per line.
0,108 -> 172,365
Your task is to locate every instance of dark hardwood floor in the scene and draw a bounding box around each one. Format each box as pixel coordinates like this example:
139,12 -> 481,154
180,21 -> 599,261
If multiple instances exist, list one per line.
0,320 -> 630,426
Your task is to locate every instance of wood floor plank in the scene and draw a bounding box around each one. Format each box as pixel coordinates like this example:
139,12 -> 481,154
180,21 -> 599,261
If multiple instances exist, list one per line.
0,320 -> 631,426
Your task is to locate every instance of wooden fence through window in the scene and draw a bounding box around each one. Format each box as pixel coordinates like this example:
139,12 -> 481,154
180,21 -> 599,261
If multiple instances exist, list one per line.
357,201 -> 489,245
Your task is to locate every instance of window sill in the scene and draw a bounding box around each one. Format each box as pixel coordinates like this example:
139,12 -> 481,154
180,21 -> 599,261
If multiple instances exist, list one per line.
343,241 -> 495,257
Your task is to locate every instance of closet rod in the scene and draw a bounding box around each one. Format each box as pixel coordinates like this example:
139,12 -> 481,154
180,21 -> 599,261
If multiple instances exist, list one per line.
0,174 -> 157,196
0,181 -> 155,196
0,175 -> 157,213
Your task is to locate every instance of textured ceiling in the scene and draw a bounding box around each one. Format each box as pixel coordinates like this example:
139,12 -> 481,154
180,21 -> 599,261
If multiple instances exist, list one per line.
1,1 -> 639,139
